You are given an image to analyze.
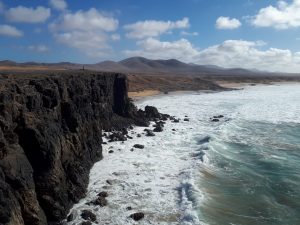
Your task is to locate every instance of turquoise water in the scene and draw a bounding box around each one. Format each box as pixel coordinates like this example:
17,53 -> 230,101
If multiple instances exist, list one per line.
138,84 -> 300,225
193,85 -> 300,225
198,121 -> 300,225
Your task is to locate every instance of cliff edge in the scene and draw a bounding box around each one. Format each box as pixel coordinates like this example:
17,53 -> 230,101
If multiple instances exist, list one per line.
0,71 -> 153,225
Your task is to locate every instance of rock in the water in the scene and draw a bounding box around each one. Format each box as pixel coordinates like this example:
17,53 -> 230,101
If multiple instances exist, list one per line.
184,118 -> 189,121
80,221 -> 92,225
145,106 -> 160,119
137,134 -> 142,137
130,212 -> 145,221
213,115 -> 224,119
67,213 -> 74,222
133,144 -> 145,149
145,129 -> 155,137
92,196 -> 108,207
108,150 -> 114,153
106,179 -> 113,185
126,206 -> 132,210
211,118 -> 219,122
81,210 -> 96,222
97,191 -> 108,198
153,124 -> 163,132
109,131 -> 127,142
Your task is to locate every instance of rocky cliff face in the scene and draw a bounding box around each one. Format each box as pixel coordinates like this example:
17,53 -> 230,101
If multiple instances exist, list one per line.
0,72 -> 144,225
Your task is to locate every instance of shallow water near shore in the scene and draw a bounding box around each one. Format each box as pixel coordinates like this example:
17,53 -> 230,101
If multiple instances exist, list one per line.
67,84 -> 300,225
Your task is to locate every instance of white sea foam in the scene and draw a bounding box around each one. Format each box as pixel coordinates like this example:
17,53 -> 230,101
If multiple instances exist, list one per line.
66,84 -> 300,225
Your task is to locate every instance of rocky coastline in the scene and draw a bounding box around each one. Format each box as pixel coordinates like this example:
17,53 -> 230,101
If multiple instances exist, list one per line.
0,71 -> 169,225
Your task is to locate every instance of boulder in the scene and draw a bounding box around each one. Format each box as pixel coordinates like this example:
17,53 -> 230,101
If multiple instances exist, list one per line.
145,129 -> 155,137
81,210 -> 96,222
97,191 -> 108,198
133,144 -> 145,149
92,196 -> 108,207
145,106 -> 160,119
130,212 -> 145,221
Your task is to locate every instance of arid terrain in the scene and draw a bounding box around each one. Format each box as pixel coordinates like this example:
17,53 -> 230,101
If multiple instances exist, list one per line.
1,57 -> 300,98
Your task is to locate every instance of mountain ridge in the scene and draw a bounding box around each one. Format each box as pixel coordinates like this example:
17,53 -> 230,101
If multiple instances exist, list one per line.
0,57 -> 296,76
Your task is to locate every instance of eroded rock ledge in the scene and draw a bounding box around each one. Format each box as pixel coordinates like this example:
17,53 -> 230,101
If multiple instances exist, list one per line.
0,71 -> 162,225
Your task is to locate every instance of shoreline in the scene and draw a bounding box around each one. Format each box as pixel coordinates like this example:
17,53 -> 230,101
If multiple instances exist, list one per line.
129,81 -> 300,102
66,83 -> 300,225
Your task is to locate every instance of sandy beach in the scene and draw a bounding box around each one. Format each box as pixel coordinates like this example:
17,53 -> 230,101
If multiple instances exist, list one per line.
128,90 -> 161,99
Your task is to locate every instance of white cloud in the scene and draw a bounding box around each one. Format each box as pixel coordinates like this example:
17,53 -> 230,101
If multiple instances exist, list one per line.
49,0 -> 67,11
181,31 -> 199,36
123,38 -> 199,62
5,6 -> 51,23
54,31 -> 111,57
28,45 -> 49,53
49,8 -> 118,32
216,17 -> 241,29
124,17 -> 190,39
251,0 -> 300,29
0,24 -> 23,37
111,34 -> 120,41
124,38 -> 300,72
50,8 -> 119,57
197,40 -> 300,72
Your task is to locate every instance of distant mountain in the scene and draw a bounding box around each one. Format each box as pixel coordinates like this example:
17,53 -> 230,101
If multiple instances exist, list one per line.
0,57 -> 292,76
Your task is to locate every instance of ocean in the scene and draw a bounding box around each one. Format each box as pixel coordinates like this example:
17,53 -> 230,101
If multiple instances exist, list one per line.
67,84 -> 300,225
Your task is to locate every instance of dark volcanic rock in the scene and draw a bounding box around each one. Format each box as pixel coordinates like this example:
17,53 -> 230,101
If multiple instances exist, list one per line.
97,191 -> 108,198
81,210 -> 96,222
129,212 -> 145,221
133,144 -> 144,149
66,213 -> 74,222
0,72 -> 165,225
92,196 -> 108,207
80,221 -> 92,225
145,129 -> 155,137
213,115 -> 224,119
109,131 -> 127,142
145,106 -> 160,119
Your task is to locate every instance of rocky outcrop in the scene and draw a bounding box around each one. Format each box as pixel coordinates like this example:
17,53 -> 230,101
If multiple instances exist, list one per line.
0,71 -> 155,225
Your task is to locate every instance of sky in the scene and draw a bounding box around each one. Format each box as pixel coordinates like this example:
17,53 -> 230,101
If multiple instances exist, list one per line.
0,0 -> 300,72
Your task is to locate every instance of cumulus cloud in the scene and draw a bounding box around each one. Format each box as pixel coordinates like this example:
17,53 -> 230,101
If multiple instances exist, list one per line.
28,45 -> 49,53
49,0 -> 67,11
124,38 -> 300,72
49,8 -> 118,32
111,34 -> 120,41
50,8 -> 119,57
124,17 -> 190,39
123,38 -> 199,62
251,0 -> 300,29
216,17 -> 241,29
0,24 -> 23,37
54,31 -> 111,57
197,40 -> 300,72
5,6 -> 51,23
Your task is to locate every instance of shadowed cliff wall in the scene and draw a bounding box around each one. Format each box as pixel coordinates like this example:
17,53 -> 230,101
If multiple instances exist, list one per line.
0,72 -> 138,225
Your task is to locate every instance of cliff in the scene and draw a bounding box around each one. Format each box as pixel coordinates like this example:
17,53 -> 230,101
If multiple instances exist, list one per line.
0,71 -> 152,225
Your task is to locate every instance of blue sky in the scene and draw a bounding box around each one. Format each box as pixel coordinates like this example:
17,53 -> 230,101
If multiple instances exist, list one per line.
0,0 -> 300,72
